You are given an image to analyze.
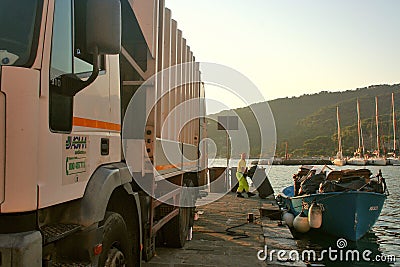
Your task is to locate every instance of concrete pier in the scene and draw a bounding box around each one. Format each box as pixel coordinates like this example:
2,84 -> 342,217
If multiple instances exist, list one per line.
143,193 -> 305,267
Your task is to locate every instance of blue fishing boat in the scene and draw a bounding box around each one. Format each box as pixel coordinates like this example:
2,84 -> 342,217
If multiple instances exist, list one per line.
277,166 -> 388,241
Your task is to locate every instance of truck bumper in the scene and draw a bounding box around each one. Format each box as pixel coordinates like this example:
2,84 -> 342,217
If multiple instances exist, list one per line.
0,231 -> 42,267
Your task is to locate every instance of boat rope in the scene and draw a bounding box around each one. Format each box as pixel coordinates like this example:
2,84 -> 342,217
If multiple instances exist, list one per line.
196,216 -> 261,239
225,222 -> 251,239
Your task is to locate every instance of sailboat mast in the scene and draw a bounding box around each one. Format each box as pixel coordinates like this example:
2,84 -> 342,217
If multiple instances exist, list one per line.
357,99 -> 362,154
285,142 -> 288,160
361,124 -> 365,155
392,93 -> 397,153
337,106 -> 342,154
375,96 -> 380,157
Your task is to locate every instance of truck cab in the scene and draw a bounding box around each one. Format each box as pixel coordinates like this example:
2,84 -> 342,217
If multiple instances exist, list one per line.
0,0 -> 206,266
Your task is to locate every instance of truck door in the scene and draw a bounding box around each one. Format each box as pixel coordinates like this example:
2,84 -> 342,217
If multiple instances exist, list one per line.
48,0 -> 115,190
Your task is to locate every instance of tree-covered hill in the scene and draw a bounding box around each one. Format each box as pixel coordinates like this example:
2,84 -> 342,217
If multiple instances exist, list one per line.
208,84 -> 400,158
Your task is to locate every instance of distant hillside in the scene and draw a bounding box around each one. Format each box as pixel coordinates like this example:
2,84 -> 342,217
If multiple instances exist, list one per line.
208,84 -> 400,158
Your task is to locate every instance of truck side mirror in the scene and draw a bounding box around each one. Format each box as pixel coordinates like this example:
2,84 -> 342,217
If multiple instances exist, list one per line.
49,0 -> 122,133
51,0 -> 121,98
86,0 -> 121,55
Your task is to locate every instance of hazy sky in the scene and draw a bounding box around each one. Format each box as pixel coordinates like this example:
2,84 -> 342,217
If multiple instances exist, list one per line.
165,0 -> 400,112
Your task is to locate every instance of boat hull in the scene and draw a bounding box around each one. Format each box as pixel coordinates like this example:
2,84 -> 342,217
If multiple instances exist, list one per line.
347,158 -> 366,166
281,187 -> 386,241
333,158 -> 346,166
387,157 -> 400,165
367,158 -> 387,166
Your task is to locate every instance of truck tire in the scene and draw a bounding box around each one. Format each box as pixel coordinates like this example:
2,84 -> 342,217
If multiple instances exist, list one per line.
98,212 -> 134,267
163,206 -> 190,248
163,180 -> 195,248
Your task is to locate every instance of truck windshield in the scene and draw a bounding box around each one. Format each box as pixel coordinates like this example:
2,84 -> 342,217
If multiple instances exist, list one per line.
0,0 -> 43,67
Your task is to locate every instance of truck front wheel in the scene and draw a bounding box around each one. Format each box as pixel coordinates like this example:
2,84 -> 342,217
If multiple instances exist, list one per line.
98,212 -> 134,267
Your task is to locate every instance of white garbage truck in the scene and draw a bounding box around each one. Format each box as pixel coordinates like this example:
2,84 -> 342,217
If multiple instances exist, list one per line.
0,0 -> 207,265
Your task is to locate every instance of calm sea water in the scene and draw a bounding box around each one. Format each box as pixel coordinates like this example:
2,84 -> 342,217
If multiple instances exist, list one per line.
210,159 -> 400,266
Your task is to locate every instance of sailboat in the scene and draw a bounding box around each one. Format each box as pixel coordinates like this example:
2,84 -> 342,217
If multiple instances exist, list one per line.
387,93 -> 400,165
367,96 -> 387,166
347,99 -> 367,166
333,106 -> 346,166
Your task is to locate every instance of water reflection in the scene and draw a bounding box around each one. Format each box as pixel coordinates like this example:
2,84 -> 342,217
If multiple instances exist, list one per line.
293,231 -> 394,266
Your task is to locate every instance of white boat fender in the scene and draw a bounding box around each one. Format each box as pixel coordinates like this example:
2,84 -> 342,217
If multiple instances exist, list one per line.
282,211 -> 295,227
293,211 -> 310,233
308,203 -> 324,229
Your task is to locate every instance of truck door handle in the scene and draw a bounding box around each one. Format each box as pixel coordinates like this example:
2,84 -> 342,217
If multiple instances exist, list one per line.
101,138 -> 109,155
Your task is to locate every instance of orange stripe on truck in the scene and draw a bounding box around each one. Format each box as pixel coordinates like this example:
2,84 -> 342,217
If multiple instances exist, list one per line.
155,162 -> 197,171
73,117 -> 121,131
155,164 -> 180,171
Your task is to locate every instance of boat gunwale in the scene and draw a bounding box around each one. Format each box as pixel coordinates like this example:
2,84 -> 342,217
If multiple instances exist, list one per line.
282,185 -> 387,200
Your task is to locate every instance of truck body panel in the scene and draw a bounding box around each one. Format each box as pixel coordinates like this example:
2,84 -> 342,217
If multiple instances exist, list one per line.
131,0 -> 158,58
0,92 -> 5,205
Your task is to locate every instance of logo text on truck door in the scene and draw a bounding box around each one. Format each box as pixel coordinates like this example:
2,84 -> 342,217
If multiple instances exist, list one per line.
63,135 -> 88,184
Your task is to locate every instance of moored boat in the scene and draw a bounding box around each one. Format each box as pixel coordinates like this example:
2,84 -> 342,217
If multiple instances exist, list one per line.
386,93 -> 400,165
333,106 -> 346,166
367,96 -> 387,166
347,100 -> 367,166
277,166 -> 388,241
